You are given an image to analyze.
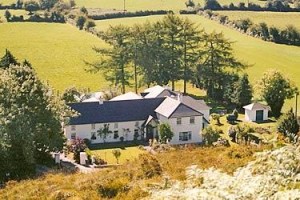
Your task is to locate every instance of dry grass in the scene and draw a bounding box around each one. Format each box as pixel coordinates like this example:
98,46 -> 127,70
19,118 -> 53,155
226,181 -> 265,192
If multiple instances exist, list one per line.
0,145 -> 269,199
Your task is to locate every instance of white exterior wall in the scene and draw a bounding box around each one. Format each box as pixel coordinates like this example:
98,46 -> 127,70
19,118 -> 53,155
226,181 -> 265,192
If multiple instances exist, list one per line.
157,114 -> 203,144
201,109 -> 210,121
64,120 -> 144,144
244,109 -> 269,122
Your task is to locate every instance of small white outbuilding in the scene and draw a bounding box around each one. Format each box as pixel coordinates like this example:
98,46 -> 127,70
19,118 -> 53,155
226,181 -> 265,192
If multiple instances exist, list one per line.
243,102 -> 271,122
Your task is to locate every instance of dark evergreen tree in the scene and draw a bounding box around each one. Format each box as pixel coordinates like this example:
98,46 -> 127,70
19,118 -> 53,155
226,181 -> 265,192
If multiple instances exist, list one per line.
0,49 -> 19,69
231,74 -> 253,109
277,109 -> 299,139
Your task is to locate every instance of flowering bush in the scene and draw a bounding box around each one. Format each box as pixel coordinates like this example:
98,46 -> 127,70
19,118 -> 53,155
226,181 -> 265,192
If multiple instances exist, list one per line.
149,145 -> 300,199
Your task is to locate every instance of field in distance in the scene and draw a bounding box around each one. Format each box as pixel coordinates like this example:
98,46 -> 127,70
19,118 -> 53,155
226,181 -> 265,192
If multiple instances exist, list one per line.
0,0 -> 266,10
215,11 -> 300,30
0,22 -> 107,91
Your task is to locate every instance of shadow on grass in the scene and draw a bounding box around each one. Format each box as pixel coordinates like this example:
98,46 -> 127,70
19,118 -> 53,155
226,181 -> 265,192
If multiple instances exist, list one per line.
255,119 -> 276,124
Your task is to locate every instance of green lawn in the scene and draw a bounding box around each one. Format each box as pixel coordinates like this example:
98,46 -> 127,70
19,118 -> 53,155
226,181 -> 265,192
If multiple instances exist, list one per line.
0,22 -> 108,91
91,146 -> 145,164
215,11 -> 300,30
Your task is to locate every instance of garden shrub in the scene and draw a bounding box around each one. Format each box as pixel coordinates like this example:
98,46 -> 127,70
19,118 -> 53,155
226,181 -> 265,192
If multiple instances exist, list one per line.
202,126 -> 222,145
138,154 -> 162,179
98,177 -> 130,198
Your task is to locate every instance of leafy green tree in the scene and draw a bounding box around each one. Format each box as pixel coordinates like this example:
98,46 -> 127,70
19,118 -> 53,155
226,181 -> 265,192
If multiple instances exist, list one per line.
39,0 -> 58,11
80,6 -> 88,15
62,86 -> 81,103
185,0 -> 195,8
85,20 -> 96,30
257,22 -> 269,40
4,9 -> 11,21
195,32 -> 245,101
112,149 -> 121,164
234,18 -> 253,33
202,126 -> 222,145
24,0 -> 40,15
87,25 -> 131,94
204,0 -> 221,9
231,74 -> 253,109
97,124 -> 112,143
277,109 -> 299,140
0,65 -> 68,181
257,70 -> 297,118
0,49 -> 19,69
159,123 -> 174,143
76,15 -> 86,30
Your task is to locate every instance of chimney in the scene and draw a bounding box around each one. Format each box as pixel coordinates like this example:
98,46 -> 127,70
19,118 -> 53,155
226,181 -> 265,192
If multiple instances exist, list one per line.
177,93 -> 183,102
99,98 -> 103,105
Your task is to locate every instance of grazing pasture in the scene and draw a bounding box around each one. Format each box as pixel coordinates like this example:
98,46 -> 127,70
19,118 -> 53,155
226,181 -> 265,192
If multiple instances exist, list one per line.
216,11 -> 300,30
0,22 -> 107,91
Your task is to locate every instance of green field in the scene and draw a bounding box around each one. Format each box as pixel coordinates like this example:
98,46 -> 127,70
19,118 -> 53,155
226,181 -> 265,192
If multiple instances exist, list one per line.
92,147 -> 144,164
74,0 -> 266,10
216,11 -> 300,30
0,22 -> 109,91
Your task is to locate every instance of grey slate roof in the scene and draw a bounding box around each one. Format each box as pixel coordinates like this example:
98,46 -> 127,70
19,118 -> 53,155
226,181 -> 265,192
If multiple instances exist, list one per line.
68,98 -> 165,125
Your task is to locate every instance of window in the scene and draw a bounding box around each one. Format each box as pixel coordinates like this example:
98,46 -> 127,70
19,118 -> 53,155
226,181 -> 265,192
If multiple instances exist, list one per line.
91,124 -> 95,130
179,132 -> 192,141
71,132 -> 76,139
176,118 -> 182,125
91,132 -> 96,140
113,130 -> 119,139
190,116 -> 195,124
135,121 -> 139,127
134,129 -> 139,140
114,123 -> 118,129
71,125 -> 76,131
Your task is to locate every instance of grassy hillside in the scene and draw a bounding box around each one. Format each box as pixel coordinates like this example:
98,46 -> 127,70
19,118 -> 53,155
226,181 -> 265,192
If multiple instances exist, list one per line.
216,11 -> 300,30
96,14 -> 300,113
0,146 -> 267,199
0,22 -> 108,91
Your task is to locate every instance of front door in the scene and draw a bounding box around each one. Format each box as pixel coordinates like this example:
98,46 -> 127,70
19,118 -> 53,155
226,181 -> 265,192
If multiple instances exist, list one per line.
256,110 -> 264,121
146,125 -> 154,141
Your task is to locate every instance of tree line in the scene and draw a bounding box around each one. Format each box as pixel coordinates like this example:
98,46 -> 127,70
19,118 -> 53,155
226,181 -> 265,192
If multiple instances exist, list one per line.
87,14 -> 248,103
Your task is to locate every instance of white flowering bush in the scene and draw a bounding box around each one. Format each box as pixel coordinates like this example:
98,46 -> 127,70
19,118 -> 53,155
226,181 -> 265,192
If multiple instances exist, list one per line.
148,145 -> 300,199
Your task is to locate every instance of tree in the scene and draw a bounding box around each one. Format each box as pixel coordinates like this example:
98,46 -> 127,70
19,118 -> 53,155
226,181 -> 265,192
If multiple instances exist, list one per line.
195,32 -> 245,101
202,126 -> 222,145
257,70 -> 297,118
204,0 -> 221,10
159,123 -> 174,143
76,15 -> 87,30
87,25 -> 131,94
231,74 -> 253,109
85,20 -> 96,30
22,59 -> 32,68
112,149 -> 121,164
97,124 -> 112,143
0,49 -> 19,69
62,86 -> 81,103
185,0 -> 195,8
277,109 -> 299,141
80,6 -> 88,15
39,0 -> 58,11
0,64 -> 68,182
24,1 -> 40,15
180,17 -> 203,94
210,113 -> 221,125
161,14 -> 184,91
4,9 -> 11,21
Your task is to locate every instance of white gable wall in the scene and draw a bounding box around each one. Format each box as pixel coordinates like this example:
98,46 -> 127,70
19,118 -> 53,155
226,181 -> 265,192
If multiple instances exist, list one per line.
64,120 -> 144,144
244,109 -> 269,122
157,113 -> 203,144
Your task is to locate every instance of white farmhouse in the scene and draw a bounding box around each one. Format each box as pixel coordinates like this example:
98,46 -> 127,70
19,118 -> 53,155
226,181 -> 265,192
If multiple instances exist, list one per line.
243,102 -> 271,122
64,87 -> 210,145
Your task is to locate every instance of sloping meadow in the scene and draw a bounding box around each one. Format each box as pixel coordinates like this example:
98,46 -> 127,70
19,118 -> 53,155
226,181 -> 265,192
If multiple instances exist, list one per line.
148,145 -> 300,199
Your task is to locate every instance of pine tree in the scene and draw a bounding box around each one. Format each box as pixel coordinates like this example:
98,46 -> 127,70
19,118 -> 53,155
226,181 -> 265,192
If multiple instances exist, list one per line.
277,109 -> 299,140
0,49 -> 19,69
232,74 -> 253,109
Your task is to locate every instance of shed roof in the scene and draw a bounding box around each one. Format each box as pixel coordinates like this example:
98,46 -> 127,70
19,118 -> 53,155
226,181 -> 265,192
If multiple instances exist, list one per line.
243,102 -> 271,111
